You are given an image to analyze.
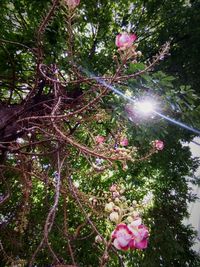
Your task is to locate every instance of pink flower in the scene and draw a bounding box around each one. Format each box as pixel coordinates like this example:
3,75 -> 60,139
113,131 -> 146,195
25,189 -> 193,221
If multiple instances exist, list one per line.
129,217 -> 142,227
115,32 -> 137,50
110,184 -> 117,192
112,191 -> 120,198
128,224 -> 149,250
120,137 -> 129,146
95,135 -> 105,144
112,224 -> 133,251
65,0 -> 80,10
112,220 -> 149,251
153,140 -> 164,150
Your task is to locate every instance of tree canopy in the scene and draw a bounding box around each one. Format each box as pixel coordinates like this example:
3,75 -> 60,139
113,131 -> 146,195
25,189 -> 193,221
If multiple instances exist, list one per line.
0,1 -> 200,267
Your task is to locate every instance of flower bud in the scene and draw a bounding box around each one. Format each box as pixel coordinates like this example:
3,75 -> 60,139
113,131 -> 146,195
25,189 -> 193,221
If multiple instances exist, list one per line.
153,140 -> 164,151
120,138 -> 129,147
73,181 -> 79,188
95,135 -> 105,144
119,189 -> 125,194
122,163 -> 128,171
132,211 -> 140,218
110,184 -> 117,192
113,206 -> 121,212
95,235 -> 103,243
92,199 -> 97,206
16,138 -> 25,144
109,211 -> 119,223
113,191 -> 120,198
127,216 -> 134,223
132,200 -> 137,206
132,51 -> 138,57
105,202 -> 114,212
120,196 -> 126,201
132,60 -> 137,64
114,197 -> 120,204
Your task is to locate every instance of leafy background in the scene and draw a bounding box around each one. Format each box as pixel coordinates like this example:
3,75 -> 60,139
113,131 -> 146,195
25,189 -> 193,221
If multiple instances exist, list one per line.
0,0 -> 200,266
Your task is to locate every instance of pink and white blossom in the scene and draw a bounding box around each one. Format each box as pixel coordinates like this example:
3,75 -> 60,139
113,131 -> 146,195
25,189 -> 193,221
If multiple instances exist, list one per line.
112,224 -> 133,251
129,217 -> 142,228
65,0 -> 80,10
95,135 -> 105,144
115,32 -> 137,50
112,220 -> 149,251
128,224 -> 149,250
120,137 -> 129,146
110,184 -> 117,192
153,140 -> 164,150
112,191 -> 120,198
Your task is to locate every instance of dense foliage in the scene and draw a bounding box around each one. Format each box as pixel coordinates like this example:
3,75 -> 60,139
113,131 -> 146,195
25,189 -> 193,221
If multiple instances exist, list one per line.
0,1 -> 200,266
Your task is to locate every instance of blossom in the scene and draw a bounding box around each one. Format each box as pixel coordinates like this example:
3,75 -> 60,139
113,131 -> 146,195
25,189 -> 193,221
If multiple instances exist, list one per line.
120,137 -> 129,146
129,217 -> 142,227
112,224 -> 133,251
153,140 -> 164,150
112,191 -> 120,198
128,224 -> 149,250
112,220 -> 149,251
64,0 -> 80,10
115,32 -> 137,50
95,135 -> 105,144
110,184 -> 117,192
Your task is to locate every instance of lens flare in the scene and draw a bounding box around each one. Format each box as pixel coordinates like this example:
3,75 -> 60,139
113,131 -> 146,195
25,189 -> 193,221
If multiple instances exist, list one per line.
79,65 -> 200,136
135,100 -> 155,115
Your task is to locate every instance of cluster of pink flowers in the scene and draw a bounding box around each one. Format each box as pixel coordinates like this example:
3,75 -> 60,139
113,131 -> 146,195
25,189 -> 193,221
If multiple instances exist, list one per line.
120,137 -> 129,146
116,32 -> 137,50
95,135 -> 129,147
153,140 -> 164,151
95,135 -> 105,144
112,218 -> 149,251
109,184 -> 124,199
65,0 -> 80,10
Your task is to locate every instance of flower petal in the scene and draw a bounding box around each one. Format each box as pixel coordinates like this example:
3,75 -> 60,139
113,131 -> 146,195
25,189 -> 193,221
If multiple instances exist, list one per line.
130,218 -> 142,228
113,238 -> 130,251
115,32 -> 137,48
134,239 -> 148,249
112,223 -> 133,238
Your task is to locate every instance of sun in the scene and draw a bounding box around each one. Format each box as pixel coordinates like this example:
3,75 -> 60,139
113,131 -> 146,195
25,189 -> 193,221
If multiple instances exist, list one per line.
135,100 -> 156,115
